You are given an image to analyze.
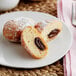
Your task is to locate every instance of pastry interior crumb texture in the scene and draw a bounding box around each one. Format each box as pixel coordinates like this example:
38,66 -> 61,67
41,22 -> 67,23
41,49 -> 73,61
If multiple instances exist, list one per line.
35,20 -> 62,42
21,26 -> 48,59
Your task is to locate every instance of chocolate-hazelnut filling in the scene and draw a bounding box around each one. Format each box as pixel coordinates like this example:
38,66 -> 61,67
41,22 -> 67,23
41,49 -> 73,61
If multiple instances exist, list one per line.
48,29 -> 60,38
34,37 -> 46,50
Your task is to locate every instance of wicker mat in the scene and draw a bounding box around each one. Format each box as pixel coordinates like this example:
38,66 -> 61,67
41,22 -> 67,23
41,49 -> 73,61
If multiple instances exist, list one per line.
0,0 -> 64,76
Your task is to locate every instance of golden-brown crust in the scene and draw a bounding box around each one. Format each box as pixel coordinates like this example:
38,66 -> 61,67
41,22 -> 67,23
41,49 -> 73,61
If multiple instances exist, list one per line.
3,20 -> 22,42
35,23 -> 43,33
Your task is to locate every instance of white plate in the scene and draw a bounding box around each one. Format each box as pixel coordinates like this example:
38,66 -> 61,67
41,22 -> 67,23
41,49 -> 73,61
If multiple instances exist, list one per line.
0,11 -> 73,68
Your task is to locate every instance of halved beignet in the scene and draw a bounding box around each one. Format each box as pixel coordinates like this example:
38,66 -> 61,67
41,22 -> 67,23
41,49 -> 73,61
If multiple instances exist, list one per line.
21,26 -> 48,59
35,20 -> 62,42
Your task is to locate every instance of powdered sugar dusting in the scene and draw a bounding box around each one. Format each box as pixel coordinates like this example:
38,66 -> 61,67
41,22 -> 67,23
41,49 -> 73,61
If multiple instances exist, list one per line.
15,17 -> 35,30
35,20 -> 56,31
35,20 -> 48,31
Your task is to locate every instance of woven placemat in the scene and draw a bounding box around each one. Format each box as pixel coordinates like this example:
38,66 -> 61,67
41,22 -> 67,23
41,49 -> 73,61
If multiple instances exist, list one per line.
0,0 -> 64,76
